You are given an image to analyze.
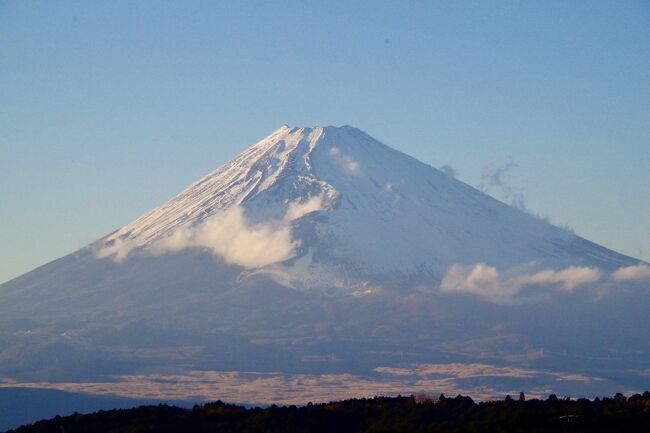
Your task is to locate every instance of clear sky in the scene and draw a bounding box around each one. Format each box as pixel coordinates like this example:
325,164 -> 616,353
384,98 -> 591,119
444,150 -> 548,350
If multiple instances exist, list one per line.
1,1 -> 649,284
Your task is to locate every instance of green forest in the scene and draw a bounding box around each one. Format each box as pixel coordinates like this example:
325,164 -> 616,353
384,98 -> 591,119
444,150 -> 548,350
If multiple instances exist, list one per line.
8,392 -> 650,433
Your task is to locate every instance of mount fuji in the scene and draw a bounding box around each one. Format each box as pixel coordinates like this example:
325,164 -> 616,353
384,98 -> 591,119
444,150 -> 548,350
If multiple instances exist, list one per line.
88,125 -> 636,291
1,126 -> 649,402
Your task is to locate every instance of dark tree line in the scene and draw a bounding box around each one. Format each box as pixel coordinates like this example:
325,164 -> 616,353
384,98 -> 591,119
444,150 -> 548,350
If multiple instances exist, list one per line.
8,392 -> 650,433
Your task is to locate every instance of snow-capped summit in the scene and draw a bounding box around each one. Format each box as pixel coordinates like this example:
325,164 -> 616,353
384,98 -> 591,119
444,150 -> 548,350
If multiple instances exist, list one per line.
95,125 -> 633,290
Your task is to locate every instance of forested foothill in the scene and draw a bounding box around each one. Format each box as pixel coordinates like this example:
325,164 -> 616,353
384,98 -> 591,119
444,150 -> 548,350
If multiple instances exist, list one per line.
8,392 -> 650,433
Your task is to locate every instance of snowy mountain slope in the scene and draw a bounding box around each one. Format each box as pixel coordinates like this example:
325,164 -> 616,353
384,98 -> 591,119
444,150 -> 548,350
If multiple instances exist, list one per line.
93,125 -> 635,290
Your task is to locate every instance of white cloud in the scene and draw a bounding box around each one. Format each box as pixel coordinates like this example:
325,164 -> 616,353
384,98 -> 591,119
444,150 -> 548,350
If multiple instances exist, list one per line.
94,237 -> 137,263
98,196 -> 325,268
516,266 -> 602,292
439,263 -> 602,303
612,264 -> 650,281
149,206 -> 297,269
149,196 -> 325,269
439,164 -> 458,178
439,263 -> 515,302
285,195 -> 323,221
345,160 -> 360,172
329,146 -> 360,174
478,161 -> 527,211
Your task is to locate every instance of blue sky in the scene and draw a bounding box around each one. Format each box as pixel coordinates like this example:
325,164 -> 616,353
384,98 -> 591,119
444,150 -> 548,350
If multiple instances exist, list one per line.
1,0 -> 649,283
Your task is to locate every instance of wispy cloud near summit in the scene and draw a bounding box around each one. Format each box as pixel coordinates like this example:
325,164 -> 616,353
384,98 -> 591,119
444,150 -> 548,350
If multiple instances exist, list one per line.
98,196 -> 326,269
